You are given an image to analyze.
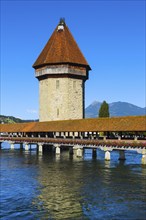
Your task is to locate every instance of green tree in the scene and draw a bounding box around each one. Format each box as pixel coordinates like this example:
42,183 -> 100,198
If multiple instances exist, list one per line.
99,101 -> 110,117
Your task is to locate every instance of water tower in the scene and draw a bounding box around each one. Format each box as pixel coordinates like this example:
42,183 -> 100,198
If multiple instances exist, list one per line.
33,19 -> 91,121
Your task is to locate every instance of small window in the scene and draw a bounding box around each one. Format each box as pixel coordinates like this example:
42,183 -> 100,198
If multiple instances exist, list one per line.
73,81 -> 76,89
56,80 -> 59,89
57,108 -> 59,117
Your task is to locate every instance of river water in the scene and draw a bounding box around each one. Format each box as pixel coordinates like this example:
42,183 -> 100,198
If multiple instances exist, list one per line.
0,142 -> 146,220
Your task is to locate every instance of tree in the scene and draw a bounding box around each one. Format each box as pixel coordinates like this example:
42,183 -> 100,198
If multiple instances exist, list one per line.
99,101 -> 110,117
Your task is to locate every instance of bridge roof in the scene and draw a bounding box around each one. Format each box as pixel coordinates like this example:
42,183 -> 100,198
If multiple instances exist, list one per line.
0,116 -> 145,133
33,19 -> 91,70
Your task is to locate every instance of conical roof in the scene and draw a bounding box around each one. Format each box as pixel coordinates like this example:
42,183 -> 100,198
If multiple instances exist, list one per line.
33,19 -> 91,70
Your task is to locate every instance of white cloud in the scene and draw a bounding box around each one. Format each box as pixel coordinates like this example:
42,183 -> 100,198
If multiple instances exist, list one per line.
26,109 -> 38,114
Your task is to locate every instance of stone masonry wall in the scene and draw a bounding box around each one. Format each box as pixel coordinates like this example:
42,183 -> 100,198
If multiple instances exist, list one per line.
39,77 -> 84,121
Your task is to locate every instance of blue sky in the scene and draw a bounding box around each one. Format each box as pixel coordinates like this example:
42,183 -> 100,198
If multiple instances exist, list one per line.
1,0 -> 145,119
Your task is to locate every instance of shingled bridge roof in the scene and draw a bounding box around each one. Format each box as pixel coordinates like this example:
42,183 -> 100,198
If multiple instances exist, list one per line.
0,116 -> 145,133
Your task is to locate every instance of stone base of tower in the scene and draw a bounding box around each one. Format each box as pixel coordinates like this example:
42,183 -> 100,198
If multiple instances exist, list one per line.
39,77 -> 84,122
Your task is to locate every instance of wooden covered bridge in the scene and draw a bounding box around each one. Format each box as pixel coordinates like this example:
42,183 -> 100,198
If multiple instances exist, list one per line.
0,115 -> 146,164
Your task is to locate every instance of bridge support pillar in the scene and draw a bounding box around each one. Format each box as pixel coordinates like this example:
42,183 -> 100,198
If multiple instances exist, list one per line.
38,144 -> 43,152
119,150 -> 126,160
25,144 -> 29,151
77,148 -> 83,157
73,145 -> 83,157
105,151 -> 110,161
20,143 -> 23,149
141,150 -> 146,165
55,145 -> 60,154
69,147 -> 73,155
92,148 -> 97,158
10,143 -> 15,150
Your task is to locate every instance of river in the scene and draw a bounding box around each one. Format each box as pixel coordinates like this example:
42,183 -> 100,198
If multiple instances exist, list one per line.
0,142 -> 146,219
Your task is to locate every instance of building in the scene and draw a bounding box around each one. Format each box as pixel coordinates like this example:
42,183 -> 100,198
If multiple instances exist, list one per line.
33,18 -> 91,122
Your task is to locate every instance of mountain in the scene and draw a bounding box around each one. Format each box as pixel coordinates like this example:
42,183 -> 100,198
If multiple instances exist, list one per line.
85,101 -> 146,118
85,101 -> 102,118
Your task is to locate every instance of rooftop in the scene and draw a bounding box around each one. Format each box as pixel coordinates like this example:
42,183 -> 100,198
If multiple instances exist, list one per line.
33,19 -> 91,70
0,116 -> 145,133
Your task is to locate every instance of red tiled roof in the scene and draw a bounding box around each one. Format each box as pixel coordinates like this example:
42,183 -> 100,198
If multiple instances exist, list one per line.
33,20 -> 91,70
0,116 -> 146,133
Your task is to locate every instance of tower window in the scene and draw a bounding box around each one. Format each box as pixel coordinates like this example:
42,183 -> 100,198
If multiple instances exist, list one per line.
57,108 -> 59,117
56,80 -> 59,89
73,81 -> 76,89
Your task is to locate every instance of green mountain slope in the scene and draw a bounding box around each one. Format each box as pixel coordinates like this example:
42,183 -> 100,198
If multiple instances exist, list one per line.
0,115 -> 38,124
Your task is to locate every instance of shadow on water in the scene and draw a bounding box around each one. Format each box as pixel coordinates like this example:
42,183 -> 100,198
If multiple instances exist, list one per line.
0,144 -> 146,219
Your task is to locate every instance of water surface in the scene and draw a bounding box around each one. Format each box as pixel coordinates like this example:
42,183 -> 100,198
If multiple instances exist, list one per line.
0,143 -> 146,219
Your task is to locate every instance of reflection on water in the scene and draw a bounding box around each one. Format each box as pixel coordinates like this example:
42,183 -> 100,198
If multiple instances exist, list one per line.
36,153 -> 84,219
0,144 -> 146,219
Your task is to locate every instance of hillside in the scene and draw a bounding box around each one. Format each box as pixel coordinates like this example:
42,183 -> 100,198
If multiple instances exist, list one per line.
0,115 -> 37,124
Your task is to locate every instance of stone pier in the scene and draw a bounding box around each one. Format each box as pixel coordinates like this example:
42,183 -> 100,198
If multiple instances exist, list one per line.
92,148 -> 97,158
141,149 -> 146,165
73,145 -> 83,157
25,143 -> 29,151
103,146 -> 111,161
69,147 -> 73,155
20,143 -> 23,149
10,143 -> 15,150
119,150 -> 126,160
38,143 -> 43,152
105,151 -> 110,161
55,144 -> 61,154
77,148 -> 83,157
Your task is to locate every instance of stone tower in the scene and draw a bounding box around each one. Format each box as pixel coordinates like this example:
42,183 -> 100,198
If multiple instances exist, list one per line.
33,19 -> 91,122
